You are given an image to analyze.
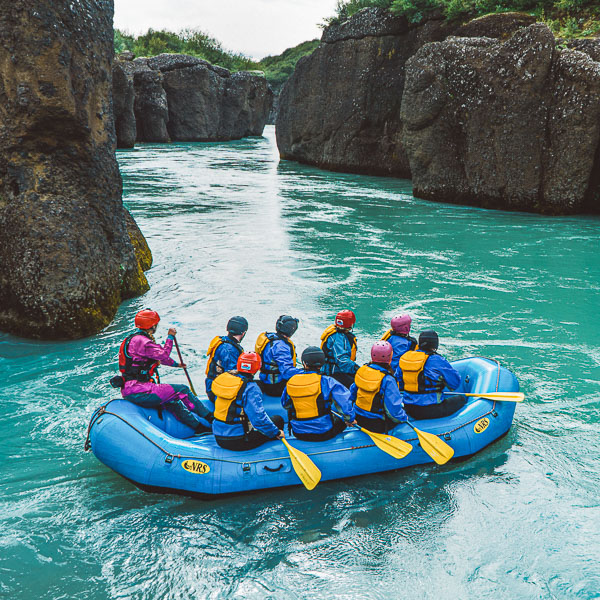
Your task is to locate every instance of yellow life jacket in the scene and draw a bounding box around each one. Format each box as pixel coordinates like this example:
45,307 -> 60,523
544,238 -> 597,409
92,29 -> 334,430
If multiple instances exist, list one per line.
381,329 -> 393,342
286,372 -> 327,420
255,332 -> 297,376
320,324 -> 357,361
354,365 -> 386,413
205,335 -> 243,378
205,336 -> 223,376
398,350 -> 429,393
255,332 -> 270,355
212,372 -> 246,424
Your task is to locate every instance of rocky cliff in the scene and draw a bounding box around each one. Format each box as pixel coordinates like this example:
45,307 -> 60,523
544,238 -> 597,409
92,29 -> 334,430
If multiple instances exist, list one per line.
276,8 -> 600,214
113,54 -> 272,146
276,9 -> 534,178
0,0 -> 151,339
401,24 -> 600,214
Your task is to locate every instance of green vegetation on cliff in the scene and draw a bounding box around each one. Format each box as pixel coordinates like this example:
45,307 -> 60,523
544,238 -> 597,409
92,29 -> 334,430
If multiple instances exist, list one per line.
114,29 -> 319,90
259,40 -> 320,90
329,0 -> 600,37
114,28 -> 257,71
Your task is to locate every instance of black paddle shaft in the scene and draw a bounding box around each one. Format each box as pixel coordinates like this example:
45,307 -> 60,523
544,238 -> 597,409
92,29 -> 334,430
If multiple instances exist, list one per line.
173,336 -> 197,396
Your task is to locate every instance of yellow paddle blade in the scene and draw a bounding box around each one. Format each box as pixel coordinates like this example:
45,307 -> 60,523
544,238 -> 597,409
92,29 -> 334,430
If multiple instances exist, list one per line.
463,392 -> 524,402
360,428 -> 413,459
281,438 -> 321,490
412,427 -> 454,465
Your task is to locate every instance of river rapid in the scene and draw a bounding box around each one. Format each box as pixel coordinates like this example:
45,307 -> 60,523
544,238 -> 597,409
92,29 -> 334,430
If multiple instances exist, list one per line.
1,126 -> 599,599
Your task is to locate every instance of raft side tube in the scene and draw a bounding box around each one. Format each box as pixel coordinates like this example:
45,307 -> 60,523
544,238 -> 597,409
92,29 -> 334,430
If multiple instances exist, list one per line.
89,357 -> 519,496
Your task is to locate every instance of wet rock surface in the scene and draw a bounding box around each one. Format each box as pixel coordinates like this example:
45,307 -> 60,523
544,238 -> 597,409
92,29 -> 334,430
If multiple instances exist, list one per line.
0,0 -> 151,339
401,24 -> 600,214
112,54 -> 272,145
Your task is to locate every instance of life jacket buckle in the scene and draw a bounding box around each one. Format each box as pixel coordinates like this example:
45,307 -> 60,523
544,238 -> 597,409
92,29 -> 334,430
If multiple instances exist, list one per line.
443,433 -> 451,441
242,463 -> 251,473
165,454 -> 174,464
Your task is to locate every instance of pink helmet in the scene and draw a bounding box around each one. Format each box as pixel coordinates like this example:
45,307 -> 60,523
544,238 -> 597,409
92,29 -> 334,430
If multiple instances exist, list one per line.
371,340 -> 393,364
391,314 -> 411,335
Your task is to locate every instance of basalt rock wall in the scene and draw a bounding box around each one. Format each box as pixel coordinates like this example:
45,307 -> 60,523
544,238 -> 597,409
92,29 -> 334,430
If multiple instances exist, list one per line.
0,0 -> 151,339
277,8 -> 600,214
276,9 -> 535,178
401,24 -> 600,214
113,54 -> 272,145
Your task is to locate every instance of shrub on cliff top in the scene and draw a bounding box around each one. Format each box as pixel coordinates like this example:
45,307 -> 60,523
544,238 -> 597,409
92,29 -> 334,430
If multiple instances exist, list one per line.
114,28 -> 257,71
114,29 -> 319,90
259,40 -> 320,90
329,0 -> 600,36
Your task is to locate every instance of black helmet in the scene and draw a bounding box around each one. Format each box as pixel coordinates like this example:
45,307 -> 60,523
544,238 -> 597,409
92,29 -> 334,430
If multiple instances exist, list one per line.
276,315 -> 299,337
419,329 -> 439,352
227,316 -> 248,336
302,346 -> 325,368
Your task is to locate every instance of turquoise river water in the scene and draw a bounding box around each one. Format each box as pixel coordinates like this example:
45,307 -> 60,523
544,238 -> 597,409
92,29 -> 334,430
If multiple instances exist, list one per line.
1,126 -> 600,599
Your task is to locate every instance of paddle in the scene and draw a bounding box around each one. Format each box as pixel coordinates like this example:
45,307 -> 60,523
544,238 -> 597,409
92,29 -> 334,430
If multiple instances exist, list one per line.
281,438 -> 321,490
332,412 -> 413,460
173,335 -> 197,396
406,422 -> 454,465
444,391 -> 524,402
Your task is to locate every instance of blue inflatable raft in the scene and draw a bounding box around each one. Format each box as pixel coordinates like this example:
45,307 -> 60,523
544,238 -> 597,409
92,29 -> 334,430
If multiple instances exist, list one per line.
87,357 -> 519,497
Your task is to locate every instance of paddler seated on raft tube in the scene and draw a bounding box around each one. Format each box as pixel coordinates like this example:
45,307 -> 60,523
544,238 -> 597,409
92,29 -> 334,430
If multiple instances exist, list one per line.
255,315 -> 303,397
282,346 -> 356,442
349,340 -> 409,434
212,352 -> 285,451
205,316 -> 248,403
111,309 -> 213,433
395,329 -> 467,420
381,313 -> 418,372
320,309 -> 359,389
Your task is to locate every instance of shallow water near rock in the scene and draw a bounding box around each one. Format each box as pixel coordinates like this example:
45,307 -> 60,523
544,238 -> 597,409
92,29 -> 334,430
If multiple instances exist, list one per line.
1,126 -> 599,599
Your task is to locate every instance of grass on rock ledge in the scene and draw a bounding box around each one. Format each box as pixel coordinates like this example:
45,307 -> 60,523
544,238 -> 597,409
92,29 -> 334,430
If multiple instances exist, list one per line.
328,0 -> 600,38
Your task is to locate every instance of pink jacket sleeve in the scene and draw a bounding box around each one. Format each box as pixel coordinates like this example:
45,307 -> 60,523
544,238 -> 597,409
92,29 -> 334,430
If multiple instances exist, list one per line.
138,336 -> 177,366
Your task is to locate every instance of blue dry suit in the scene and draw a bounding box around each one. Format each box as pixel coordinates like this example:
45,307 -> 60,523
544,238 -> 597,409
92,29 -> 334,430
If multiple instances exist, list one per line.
281,370 -> 355,435
387,334 -> 417,372
212,374 -> 280,439
205,335 -> 244,397
321,330 -> 359,375
350,363 -> 408,423
395,351 -> 461,406
321,330 -> 358,375
259,335 -> 302,386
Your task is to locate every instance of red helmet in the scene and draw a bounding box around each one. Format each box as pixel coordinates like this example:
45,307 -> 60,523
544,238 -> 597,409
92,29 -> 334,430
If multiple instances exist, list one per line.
135,309 -> 160,330
371,340 -> 393,364
237,351 -> 261,375
335,309 -> 356,329
391,314 -> 412,335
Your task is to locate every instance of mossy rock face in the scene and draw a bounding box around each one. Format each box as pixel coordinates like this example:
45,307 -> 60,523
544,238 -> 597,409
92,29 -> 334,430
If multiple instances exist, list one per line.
0,0 -> 152,340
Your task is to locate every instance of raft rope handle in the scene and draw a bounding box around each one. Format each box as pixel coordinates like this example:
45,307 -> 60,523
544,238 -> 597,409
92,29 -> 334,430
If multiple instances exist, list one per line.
440,356 -> 502,436
86,406 -> 495,464
84,399 -> 118,452
86,403 -> 387,464
87,357 -> 504,463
